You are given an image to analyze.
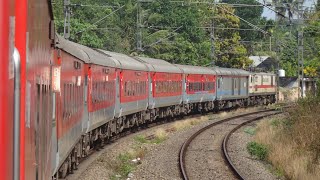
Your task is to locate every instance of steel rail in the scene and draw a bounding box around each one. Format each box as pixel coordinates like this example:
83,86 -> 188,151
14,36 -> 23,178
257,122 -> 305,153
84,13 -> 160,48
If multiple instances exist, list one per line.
178,108 -> 282,180
222,112 -> 282,180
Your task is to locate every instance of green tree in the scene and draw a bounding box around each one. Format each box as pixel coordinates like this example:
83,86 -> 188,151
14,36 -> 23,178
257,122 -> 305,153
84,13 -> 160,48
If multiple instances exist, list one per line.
52,0 -> 252,68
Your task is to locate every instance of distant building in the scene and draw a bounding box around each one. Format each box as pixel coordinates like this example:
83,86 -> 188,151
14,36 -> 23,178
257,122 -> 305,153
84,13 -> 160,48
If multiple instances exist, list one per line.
279,77 -> 317,101
249,56 -> 277,72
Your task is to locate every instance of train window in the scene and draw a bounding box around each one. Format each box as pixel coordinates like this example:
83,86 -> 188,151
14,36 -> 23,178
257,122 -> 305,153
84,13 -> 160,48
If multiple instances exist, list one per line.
234,79 -> 237,88
72,84 -> 75,114
125,81 -> 127,96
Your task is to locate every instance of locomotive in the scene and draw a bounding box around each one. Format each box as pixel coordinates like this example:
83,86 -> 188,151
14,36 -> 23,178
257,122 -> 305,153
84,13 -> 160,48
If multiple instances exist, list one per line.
1,0 -> 276,179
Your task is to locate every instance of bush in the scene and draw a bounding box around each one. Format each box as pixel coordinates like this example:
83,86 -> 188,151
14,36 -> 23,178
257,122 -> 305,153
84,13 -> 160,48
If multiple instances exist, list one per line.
247,141 -> 268,160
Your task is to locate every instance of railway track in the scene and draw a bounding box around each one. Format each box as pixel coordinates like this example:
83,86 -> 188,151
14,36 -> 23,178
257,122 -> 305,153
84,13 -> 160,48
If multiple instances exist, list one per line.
179,108 -> 284,180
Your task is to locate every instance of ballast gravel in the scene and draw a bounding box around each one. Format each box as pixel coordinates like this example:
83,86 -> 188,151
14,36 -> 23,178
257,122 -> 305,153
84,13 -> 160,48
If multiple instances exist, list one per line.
227,117 -> 286,180
64,107 -> 281,180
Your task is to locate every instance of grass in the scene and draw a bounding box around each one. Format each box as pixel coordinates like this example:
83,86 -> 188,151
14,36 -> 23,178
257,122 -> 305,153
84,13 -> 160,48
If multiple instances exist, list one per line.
134,128 -> 168,144
253,96 -> 320,179
172,116 -> 209,131
243,127 -> 256,135
247,141 -> 268,160
134,135 -> 148,144
117,153 -> 135,176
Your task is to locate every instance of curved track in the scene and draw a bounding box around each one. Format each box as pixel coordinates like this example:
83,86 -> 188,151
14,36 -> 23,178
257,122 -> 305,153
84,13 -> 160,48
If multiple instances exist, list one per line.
179,109 -> 283,180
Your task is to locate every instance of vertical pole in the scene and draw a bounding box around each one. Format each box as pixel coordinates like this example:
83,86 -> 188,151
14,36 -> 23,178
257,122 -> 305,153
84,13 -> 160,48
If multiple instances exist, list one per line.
136,0 -> 142,52
269,36 -> 272,52
211,0 -> 216,66
297,1 -> 304,98
275,39 -> 280,102
64,0 -> 71,39
13,48 -> 21,180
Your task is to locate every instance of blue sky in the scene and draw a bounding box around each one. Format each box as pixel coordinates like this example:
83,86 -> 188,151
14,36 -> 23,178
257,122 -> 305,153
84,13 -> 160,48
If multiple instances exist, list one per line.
261,0 -> 317,19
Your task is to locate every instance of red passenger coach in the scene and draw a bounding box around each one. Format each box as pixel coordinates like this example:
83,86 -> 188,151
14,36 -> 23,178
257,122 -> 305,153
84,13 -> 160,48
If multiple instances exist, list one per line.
55,37 -> 87,177
86,49 -> 117,133
19,0 -> 55,180
98,50 -> 149,117
176,64 -> 216,113
152,72 -> 182,97
88,65 -> 116,113
135,57 -> 184,118
135,57 -> 183,109
0,1 -> 14,179
186,74 -> 216,95
120,69 -> 149,103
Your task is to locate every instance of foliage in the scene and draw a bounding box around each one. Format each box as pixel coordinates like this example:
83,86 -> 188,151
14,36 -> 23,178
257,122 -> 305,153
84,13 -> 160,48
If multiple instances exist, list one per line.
117,153 -> 135,177
243,127 -> 256,135
247,141 -> 268,160
52,0 -> 252,68
254,96 -> 320,179
304,11 -> 320,77
222,0 -> 274,54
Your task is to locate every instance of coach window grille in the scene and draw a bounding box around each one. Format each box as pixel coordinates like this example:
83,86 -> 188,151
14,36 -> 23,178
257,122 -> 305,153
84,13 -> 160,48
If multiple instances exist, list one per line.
125,82 -> 127,96
73,85 -> 76,113
64,84 -> 67,118
63,84 -> 66,119
68,84 -> 71,116
66,84 -> 69,117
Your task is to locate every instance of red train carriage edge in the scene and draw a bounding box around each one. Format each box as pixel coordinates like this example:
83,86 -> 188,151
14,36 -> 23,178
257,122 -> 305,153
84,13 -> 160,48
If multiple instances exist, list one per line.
0,1 -> 14,179
1,1 -> 278,178
175,64 -> 216,113
136,57 -> 184,119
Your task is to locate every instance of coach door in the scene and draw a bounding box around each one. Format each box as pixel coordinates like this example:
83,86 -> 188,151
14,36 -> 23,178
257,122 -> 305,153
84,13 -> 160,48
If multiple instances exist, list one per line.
34,80 -> 52,180
238,78 -> 241,95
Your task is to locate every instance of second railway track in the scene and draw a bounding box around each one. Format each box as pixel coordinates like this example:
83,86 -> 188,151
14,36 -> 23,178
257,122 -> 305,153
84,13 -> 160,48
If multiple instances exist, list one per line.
179,109 -> 283,180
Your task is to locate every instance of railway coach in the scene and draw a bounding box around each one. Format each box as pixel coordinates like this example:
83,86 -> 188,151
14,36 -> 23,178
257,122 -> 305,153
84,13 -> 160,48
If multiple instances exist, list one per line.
0,1 -> 14,179
249,72 -> 276,105
214,67 -> 250,110
54,36 -> 120,177
136,57 -> 184,119
175,64 -> 216,114
1,0 -> 56,179
1,0 -> 278,177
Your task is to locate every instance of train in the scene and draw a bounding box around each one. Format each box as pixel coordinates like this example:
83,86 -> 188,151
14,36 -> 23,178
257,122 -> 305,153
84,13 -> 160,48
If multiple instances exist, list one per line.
0,0 -> 276,179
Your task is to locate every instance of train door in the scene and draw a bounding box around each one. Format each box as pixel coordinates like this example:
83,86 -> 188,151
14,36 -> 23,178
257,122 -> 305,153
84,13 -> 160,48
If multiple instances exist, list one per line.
34,80 -> 53,180
216,76 -> 221,99
238,78 -> 241,95
233,78 -> 237,96
114,69 -> 121,118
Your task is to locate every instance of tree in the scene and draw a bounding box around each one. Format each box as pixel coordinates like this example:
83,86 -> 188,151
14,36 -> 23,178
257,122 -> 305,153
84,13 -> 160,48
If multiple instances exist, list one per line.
52,0 -> 252,68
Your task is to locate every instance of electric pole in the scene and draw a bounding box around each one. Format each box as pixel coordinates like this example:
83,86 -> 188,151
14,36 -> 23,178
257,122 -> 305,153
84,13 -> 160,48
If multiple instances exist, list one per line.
297,0 -> 305,98
211,0 -> 216,66
64,0 -> 71,39
136,0 -> 143,52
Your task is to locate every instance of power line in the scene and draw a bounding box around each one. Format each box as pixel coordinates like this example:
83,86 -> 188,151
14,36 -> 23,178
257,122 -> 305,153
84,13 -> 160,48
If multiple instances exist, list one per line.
75,5 -> 125,35
143,26 -> 183,50
69,3 -> 119,8
219,6 -> 270,35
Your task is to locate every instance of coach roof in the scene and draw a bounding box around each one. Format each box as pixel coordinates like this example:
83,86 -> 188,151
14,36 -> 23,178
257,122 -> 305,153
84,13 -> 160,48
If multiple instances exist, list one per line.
135,57 -> 182,73
175,64 -> 215,75
213,67 -> 250,76
56,35 -> 116,67
97,50 -> 148,71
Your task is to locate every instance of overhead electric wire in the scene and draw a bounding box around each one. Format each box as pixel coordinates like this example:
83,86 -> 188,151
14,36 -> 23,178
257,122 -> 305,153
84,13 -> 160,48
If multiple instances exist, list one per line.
75,5 -> 125,35
219,6 -> 270,35
142,26 -> 183,50
69,3 -> 119,8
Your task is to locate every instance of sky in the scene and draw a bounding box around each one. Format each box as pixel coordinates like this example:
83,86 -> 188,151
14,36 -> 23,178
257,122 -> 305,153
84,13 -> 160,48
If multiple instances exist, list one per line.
260,0 -> 317,19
